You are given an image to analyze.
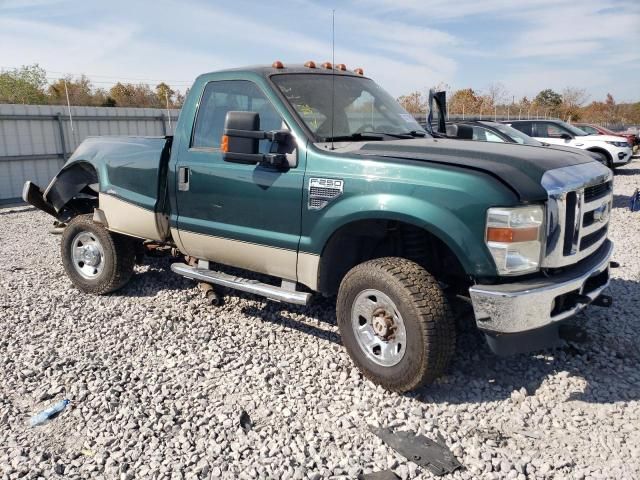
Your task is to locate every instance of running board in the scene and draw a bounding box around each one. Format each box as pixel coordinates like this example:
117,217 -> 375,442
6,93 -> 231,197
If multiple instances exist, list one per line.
170,263 -> 311,306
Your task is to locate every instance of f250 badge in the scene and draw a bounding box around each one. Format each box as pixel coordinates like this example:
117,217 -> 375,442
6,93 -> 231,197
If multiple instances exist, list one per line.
308,178 -> 344,210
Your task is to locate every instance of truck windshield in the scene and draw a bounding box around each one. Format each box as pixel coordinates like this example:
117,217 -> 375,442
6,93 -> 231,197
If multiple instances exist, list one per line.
271,74 -> 428,142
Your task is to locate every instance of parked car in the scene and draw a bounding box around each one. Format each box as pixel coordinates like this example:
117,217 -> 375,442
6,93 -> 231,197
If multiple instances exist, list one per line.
574,123 -> 638,147
23,62 -> 614,392
425,119 -> 604,164
504,119 -> 633,170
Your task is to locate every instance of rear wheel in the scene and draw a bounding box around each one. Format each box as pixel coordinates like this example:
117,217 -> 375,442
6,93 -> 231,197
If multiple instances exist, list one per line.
336,257 -> 455,392
61,214 -> 135,294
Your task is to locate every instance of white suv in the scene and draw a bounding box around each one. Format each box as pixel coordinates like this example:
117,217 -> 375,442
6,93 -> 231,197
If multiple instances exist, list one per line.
505,120 -> 633,170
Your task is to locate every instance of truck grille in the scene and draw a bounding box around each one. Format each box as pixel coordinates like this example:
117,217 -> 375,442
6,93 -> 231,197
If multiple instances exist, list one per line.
579,226 -> 607,251
584,181 -> 611,203
541,163 -> 613,268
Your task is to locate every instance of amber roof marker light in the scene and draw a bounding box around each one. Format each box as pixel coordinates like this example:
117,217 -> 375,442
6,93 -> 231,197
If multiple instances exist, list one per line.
354,67 -> 364,75
304,60 -> 317,69
336,63 -> 347,71
322,62 -> 333,69
272,60 -> 285,69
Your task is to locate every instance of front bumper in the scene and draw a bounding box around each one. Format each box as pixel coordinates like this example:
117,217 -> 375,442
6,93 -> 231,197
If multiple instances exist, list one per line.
469,239 -> 613,337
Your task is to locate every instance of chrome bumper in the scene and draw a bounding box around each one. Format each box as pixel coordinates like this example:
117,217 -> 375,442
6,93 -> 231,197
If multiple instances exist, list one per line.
469,240 -> 613,334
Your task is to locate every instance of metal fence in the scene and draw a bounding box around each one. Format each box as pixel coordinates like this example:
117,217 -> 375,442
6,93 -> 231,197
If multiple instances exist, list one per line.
0,104 -> 179,204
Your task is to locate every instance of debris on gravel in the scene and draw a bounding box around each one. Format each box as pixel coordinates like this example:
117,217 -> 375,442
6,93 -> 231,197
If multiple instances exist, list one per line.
1,161 -> 639,479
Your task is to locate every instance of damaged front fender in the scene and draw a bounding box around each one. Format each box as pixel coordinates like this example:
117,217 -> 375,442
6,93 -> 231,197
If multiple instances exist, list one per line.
22,162 -> 99,219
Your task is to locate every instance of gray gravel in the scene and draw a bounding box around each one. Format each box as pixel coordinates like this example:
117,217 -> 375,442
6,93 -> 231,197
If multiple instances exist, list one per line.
1,161 -> 639,480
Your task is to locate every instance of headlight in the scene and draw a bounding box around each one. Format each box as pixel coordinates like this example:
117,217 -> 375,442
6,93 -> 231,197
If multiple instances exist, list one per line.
485,205 -> 544,275
606,141 -> 628,148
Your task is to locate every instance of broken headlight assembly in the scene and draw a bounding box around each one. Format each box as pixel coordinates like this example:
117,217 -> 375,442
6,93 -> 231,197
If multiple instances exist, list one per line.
485,205 -> 544,275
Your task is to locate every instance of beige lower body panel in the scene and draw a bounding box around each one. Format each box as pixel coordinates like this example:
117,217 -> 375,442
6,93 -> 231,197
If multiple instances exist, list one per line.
99,193 -> 165,241
178,230 -> 299,282
297,252 -> 320,291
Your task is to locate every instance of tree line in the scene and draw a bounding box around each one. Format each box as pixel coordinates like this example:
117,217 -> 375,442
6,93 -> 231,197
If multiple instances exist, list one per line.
398,83 -> 640,126
2,64 -> 638,125
0,64 -> 186,108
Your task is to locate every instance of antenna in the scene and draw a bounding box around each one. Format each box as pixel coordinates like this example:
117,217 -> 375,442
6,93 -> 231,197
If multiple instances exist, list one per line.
63,79 -> 74,133
330,8 -> 335,150
165,90 -> 172,134
64,79 -> 75,146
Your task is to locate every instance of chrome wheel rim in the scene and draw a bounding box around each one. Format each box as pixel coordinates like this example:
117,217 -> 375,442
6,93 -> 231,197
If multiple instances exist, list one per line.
351,289 -> 407,367
71,231 -> 105,279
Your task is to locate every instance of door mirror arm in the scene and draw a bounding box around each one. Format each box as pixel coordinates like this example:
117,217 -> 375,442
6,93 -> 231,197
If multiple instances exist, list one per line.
223,150 -> 288,168
222,111 -> 292,168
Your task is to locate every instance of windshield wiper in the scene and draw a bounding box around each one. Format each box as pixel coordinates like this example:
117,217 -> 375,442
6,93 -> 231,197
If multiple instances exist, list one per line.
323,133 -> 385,142
323,130 -> 427,142
358,130 -> 427,139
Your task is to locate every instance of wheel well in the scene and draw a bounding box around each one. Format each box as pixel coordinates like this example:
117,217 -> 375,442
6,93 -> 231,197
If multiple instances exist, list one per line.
586,147 -> 612,164
48,162 -> 100,221
317,219 -> 468,296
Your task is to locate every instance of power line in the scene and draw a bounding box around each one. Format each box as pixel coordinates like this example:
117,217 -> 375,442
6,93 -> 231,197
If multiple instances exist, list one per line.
44,77 -> 192,87
0,65 -> 193,87
45,70 -> 192,83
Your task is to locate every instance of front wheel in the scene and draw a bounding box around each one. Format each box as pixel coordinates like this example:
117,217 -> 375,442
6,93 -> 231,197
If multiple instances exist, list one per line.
336,257 -> 455,392
592,151 -> 613,170
61,214 -> 135,295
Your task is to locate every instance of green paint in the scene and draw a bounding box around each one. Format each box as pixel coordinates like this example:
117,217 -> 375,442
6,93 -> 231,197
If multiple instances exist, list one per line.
63,66 -> 558,280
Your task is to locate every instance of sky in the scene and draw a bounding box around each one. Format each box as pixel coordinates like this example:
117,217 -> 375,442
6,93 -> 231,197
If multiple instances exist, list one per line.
1,0 -> 639,102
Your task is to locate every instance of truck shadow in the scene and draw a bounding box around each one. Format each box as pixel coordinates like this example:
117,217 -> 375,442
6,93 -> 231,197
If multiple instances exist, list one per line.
613,167 -> 640,176
240,298 -> 342,347
412,277 -> 640,405
612,194 -> 631,209
121,258 -> 640,405
242,279 -> 640,406
114,257 -> 195,297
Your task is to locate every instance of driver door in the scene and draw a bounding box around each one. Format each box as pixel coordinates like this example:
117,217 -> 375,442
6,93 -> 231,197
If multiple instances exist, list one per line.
174,80 -> 305,281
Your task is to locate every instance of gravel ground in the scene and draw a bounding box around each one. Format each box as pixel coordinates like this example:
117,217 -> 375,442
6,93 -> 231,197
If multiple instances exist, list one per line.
1,161 -> 639,480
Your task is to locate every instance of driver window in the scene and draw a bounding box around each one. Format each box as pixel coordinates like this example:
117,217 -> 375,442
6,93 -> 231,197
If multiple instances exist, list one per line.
192,80 -> 283,154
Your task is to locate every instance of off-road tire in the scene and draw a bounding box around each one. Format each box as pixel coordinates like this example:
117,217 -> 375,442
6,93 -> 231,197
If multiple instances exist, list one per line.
61,214 -> 135,295
336,257 -> 455,392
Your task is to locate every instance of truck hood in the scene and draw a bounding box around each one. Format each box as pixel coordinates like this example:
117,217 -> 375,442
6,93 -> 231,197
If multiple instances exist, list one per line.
352,138 -> 598,202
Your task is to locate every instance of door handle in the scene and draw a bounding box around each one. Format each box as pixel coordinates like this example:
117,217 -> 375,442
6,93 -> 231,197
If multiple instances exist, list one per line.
178,167 -> 190,191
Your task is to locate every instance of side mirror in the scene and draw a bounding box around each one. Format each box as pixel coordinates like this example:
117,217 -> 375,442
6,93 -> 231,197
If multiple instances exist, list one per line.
222,111 -> 292,168
560,133 -> 572,140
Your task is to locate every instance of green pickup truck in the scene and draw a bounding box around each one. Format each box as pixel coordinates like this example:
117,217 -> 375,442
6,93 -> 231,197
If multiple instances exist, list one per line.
23,62 -> 614,392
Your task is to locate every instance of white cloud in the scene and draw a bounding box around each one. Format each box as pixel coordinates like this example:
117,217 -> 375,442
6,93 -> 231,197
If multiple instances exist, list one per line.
0,0 -> 637,100
0,0 -> 65,9
508,1 -> 639,59
350,0 -> 564,20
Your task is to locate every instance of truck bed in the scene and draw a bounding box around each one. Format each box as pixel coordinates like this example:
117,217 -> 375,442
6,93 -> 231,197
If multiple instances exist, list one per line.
23,135 -> 173,242
67,136 -> 170,212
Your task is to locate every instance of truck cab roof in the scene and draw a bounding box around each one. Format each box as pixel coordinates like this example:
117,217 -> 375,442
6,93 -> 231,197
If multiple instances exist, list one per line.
196,63 -> 369,82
